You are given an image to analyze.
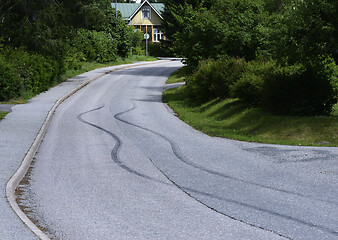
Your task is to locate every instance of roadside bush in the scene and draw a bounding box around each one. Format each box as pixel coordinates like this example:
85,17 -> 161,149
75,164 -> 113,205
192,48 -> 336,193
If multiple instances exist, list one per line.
324,58 -> 338,105
131,29 -> 144,55
70,29 -> 118,63
90,30 -> 117,63
148,41 -> 175,57
230,59 -> 277,105
186,57 -> 246,101
63,46 -> 86,71
209,58 -> 247,98
0,55 -> 22,101
0,37 -> 4,51
186,59 -> 215,100
262,63 -> 337,115
0,48 -> 61,101
9,49 -> 61,93
186,55 -> 337,115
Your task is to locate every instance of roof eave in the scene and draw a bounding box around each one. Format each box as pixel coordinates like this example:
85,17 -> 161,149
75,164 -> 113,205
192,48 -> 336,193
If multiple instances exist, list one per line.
129,0 -> 163,21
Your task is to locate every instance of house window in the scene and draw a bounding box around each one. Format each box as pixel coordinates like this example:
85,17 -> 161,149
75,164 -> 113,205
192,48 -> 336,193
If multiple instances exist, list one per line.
153,28 -> 164,42
141,6 -> 151,19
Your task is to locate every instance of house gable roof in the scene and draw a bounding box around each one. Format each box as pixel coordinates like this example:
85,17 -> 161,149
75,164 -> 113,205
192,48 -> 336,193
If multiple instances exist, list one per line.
112,0 -> 164,21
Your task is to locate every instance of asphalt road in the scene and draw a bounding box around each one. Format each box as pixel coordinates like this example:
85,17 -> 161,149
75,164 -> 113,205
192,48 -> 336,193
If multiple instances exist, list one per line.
23,61 -> 337,239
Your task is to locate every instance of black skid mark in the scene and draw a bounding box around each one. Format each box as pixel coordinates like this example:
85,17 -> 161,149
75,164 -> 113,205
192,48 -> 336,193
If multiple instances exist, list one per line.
114,103 -> 337,204
77,105 -> 159,182
113,103 -> 338,237
77,106 -> 337,237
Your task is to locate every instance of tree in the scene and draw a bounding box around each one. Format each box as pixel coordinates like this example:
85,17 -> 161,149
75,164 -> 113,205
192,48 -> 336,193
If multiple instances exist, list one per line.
164,0 -> 266,67
161,0 -> 213,42
273,0 -> 338,66
0,0 -> 65,53
0,0 -> 136,59
172,5 -> 225,67
160,0 -> 337,115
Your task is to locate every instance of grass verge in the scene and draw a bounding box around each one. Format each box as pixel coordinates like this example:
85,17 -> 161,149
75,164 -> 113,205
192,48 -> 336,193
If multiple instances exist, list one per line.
0,111 -> 8,120
62,55 -> 158,80
163,85 -> 338,147
166,66 -> 190,84
1,55 -> 158,105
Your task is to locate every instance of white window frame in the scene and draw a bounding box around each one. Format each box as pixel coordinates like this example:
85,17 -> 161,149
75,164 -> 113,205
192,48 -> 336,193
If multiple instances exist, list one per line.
153,28 -> 164,42
141,6 -> 151,20
153,28 -> 158,42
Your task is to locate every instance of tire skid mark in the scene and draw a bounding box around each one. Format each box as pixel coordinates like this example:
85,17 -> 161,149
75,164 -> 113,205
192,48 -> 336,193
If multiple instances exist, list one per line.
113,102 -> 338,237
78,106 -> 290,239
77,105 -> 161,182
114,103 -> 337,205
77,105 -> 337,237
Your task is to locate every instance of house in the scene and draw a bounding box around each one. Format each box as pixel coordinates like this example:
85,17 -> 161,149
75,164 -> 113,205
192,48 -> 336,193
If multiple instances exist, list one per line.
112,0 -> 165,43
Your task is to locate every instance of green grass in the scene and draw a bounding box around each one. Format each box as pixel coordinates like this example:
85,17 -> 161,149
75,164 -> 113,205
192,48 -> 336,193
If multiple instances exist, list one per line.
62,55 -> 158,80
1,55 -> 158,105
163,86 -> 338,146
0,91 -> 34,105
166,66 -> 189,84
0,111 -> 8,120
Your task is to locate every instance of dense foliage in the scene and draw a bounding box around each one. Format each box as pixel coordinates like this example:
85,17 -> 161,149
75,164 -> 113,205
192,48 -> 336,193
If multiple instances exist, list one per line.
0,48 -> 61,100
163,0 -> 338,115
0,0 -> 143,101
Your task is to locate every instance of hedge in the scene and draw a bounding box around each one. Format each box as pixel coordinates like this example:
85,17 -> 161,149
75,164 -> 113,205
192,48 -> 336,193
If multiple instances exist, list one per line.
0,48 -> 61,101
186,56 -> 338,115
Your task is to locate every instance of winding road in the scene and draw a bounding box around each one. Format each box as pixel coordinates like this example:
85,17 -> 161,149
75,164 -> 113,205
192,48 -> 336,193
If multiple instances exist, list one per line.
22,60 -> 337,239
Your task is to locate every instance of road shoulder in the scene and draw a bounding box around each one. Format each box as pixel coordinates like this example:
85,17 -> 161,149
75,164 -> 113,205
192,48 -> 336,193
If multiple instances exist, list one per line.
0,61 -> 161,239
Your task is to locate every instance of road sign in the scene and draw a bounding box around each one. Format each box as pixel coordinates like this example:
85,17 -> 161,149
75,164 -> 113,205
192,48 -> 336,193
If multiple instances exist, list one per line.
144,33 -> 150,40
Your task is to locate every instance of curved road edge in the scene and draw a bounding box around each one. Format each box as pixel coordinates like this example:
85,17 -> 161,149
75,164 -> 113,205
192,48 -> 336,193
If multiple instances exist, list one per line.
5,60 -> 170,240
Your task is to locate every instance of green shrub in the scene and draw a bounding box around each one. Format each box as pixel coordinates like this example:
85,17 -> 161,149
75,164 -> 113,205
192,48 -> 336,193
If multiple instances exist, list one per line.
186,57 -> 246,101
0,55 -> 22,101
231,59 -> 277,104
131,29 -> 144,55
63,46 -> 86,70
10,50 -> 60,93
0,37 -> 4,51
148,41 -> 174,57
0,48 -> 62,101
187,55 -> 337,115
323,58 -> 338,105
91,30 -> 118,63
186,59 -> 215,100
210,58 -> 247,98
262,63 -> 337,115
231,72 -> 263,104
70,29 -> 118,63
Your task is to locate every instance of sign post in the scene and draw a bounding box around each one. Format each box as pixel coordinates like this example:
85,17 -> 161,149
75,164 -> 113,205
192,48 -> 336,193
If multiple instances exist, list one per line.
144,33 -> 150,56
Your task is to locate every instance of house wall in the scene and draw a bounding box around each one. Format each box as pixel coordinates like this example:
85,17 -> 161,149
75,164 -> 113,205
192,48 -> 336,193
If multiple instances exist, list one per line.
130,5 -> 162,26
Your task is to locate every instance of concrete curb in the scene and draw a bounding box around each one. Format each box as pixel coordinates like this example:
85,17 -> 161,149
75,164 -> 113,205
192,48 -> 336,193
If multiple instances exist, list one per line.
5,61 -> 167,239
